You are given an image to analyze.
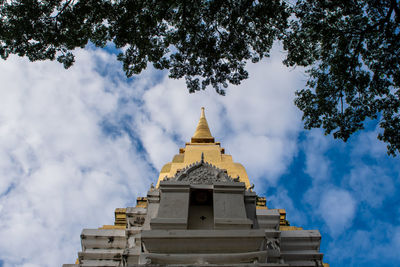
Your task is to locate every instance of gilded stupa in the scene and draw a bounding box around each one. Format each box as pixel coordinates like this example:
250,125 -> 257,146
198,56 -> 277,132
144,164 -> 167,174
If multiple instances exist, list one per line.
64,108 -> 328,267
157,107 -> 250,188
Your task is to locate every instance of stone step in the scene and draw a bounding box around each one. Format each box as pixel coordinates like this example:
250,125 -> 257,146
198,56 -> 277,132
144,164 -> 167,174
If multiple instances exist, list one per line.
80,259 -> 120,267
256,209 -> 280,229
280,230 -> 321,251
281,250 -> 323,261
78,248 -> 124,260
81,229 -> 126,250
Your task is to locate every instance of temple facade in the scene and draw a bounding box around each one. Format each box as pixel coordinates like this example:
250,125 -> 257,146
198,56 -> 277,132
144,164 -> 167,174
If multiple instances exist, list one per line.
64,108 -> 328,267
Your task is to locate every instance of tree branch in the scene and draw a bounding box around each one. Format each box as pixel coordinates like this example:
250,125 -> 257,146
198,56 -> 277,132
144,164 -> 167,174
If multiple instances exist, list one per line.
52,0 -> 74,19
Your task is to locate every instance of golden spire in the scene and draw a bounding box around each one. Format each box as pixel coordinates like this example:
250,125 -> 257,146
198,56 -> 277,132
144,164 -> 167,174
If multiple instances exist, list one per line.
191,107 -> 215,143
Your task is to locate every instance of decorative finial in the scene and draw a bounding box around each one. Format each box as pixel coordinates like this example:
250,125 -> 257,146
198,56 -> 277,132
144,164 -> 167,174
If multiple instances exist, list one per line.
200,107 -> 205,117
249,184 -> 255,192
191,107 -> 215,143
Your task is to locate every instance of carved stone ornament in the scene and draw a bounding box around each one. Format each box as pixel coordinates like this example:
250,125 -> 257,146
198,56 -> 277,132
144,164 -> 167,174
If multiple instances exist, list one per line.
265,238 -> 280,251
170,157 -> 239,185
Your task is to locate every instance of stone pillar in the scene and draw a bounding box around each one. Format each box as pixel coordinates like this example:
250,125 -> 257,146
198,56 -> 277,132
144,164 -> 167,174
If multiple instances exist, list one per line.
213,182 -> 253,229
150,182 -> 190,229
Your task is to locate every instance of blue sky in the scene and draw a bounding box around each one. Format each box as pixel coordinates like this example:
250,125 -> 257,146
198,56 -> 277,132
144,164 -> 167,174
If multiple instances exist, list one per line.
0,44 -> 399,267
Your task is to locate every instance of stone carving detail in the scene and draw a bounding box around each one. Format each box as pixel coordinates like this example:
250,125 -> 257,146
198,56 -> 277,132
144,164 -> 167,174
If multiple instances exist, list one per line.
247,184 -> 255,192
128,216 -> 145,228
264,237 -> 281,263
265,238 -> 280,251
170,157 -> 238,185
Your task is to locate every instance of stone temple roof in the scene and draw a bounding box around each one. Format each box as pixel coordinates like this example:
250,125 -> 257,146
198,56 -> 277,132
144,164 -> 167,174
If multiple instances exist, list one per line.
165,153 -> 240,185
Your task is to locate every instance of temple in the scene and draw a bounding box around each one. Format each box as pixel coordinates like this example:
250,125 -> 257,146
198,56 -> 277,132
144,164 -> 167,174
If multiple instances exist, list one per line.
64,108 -> 328,267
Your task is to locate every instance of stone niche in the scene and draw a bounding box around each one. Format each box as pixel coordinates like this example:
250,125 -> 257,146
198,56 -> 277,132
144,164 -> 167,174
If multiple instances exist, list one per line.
150,160 -> 253,231
150,181 -> 253,230
149,182 -> 190,229
144,160 -> 262,264
143,179 -> 267,264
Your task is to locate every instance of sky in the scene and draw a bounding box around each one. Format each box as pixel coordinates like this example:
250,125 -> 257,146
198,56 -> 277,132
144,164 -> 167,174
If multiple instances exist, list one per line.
0,44 -> 399,267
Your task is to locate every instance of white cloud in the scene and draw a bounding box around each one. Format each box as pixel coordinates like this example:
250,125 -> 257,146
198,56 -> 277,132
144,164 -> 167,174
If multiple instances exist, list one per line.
135,117 -> 180,170
0,50 -> 154,266
318,188 -> 356,236
225,133 -> 296,184
268,187 -> 307,226
352,127 -> 388,157
326,224 -> 400,264
303,129 -> 333,181
347,165 -> 395,208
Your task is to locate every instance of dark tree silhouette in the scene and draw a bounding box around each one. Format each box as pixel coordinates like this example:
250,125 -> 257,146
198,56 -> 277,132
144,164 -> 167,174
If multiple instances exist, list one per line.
1,0 -> 399,155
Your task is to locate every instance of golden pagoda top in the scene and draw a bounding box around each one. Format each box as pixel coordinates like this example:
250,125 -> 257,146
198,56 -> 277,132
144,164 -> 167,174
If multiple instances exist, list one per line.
157,107 -> 250,188
191,107 -> 215,143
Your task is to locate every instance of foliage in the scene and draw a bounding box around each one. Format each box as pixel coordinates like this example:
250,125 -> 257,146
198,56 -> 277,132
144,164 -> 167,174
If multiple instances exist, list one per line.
0,0 -> 289,95
0,0 -> 399,155
284,0 -> 400,156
